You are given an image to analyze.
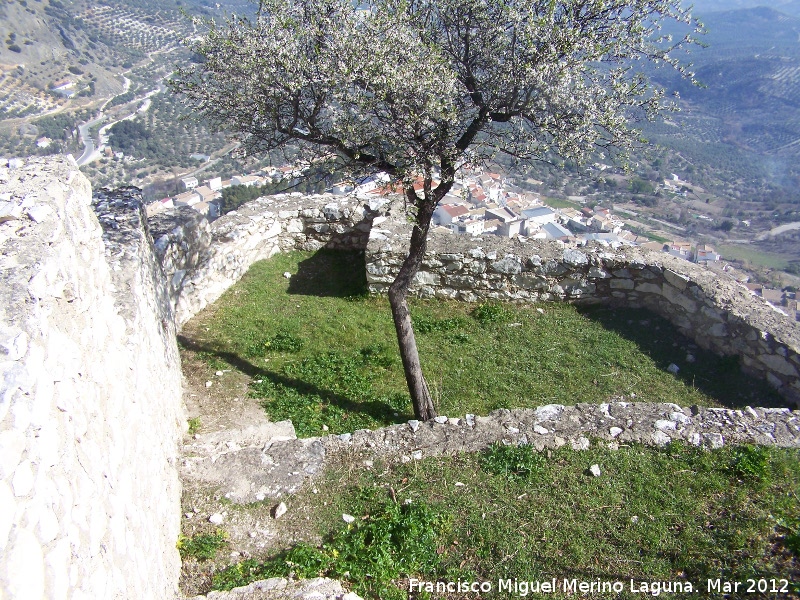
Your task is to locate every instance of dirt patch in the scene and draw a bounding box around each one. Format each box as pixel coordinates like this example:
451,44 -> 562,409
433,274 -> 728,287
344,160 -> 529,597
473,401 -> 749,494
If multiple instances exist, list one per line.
180,341 -> 272,436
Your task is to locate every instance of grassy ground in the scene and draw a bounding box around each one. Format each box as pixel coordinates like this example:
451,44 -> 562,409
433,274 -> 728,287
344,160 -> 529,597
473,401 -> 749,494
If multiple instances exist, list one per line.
178,250 -> 785,438
541,197 -> 583,210
209,442 -> 800,599
717,244 -> 792,271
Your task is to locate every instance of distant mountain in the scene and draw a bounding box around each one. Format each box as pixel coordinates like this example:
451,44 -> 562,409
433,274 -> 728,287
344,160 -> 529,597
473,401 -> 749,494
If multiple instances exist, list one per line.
666,7 -> 800,124
645,6 -> 800,193
689,0 -> 800,18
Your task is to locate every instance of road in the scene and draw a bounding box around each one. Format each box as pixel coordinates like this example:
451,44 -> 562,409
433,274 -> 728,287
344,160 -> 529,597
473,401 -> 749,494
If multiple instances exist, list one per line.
76,115 -> 106,166
757,221 -> 800,240
75,77 -> 167,166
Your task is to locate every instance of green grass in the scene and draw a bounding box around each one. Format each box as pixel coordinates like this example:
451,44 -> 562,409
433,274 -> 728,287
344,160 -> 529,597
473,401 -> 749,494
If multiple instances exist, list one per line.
717,244 -> 792,271
179,250 -> 784,438
542,197 -> 582,210
211,443 -> 800,598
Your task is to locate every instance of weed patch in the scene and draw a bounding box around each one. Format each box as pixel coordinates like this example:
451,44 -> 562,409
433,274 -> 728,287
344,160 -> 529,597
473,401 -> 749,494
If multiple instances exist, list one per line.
471,301 -> 512,325
730,444 -> 772,486
187,417 -> 201,436
480,442 -> 545,481
212,495 -> 449,600
178,530 -> 227,561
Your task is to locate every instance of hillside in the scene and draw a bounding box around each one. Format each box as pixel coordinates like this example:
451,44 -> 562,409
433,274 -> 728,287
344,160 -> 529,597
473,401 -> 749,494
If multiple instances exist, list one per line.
0,0 -> 253,122
635,5 -> 800,232
690,0 -> 800,17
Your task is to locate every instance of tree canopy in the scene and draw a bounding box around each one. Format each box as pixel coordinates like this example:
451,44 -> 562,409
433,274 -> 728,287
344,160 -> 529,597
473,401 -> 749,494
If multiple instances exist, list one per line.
172,0 -> 702,420
174,0 -> 699,180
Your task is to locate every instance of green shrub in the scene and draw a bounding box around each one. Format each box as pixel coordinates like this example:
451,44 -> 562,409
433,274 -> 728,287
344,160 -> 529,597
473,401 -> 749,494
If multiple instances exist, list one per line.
730,444 -> 771,486
269,331 -> 304,353
471,302 -> 511,325
413,314 -> 468,334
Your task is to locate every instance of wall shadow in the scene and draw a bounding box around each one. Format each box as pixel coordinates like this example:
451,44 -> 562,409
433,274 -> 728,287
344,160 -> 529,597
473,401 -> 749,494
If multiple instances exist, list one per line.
577,305 -> 786,409
287,249 -> 369,298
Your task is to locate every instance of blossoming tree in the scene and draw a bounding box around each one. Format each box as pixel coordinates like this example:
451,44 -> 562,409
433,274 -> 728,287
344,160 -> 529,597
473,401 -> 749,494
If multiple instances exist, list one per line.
172,0 -> 701,421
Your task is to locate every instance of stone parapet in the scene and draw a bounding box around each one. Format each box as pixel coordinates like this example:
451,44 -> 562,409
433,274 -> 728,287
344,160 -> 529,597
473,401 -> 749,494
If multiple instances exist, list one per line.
329,402 -> 800,459
150,193 -> 384,326
366,204 -> 800,406
0,158 -> 183,599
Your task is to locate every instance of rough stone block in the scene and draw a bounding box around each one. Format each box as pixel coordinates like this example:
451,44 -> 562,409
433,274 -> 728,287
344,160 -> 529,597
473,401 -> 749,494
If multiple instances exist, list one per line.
758,353 -> 799,378
662,283 -> 697,313
512,273 -> 548,291
588,267 -> 610,279
610,278 -> 635,290
707,323 -> 728,338
413,271 -> 440,286
663,269 -> 690,290
489,256 -> 522,275
562,249 -> 588,266
635,282 -> 662,295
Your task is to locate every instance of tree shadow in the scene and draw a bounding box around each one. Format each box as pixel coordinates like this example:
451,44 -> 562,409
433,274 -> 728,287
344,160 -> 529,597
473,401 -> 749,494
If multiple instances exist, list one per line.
577,305 -> 786,409
177,335 -> 407,428
287,249 -> 369,298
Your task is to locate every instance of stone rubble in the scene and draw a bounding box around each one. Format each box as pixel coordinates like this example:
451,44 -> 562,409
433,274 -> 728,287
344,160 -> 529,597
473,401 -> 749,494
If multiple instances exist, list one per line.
188,577 -> 363,600
187,402 -> 799,505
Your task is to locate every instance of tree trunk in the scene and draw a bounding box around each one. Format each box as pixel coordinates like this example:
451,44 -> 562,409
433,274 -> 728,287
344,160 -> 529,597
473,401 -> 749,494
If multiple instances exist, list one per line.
388,190 -> 438,421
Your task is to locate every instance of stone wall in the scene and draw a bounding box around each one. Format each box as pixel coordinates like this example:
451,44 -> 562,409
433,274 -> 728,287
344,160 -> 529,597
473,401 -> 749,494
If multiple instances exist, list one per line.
147,192 -> 800,406
149,193 -> 383,326
366,208 -> 800,407
0,158 -> 184,599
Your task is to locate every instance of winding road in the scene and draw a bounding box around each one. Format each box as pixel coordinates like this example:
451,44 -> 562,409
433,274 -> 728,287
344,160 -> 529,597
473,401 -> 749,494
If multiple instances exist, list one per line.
75,76 -> 167,167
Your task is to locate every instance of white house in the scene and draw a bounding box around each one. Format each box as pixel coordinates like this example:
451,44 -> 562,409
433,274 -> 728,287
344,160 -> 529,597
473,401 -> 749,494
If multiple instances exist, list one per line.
521,206 -> 557,225
231,174 -> 263,187
695,244 -> 721,263
181,176 -> 198,191
542,222 -> 572,241
433,203 -> 470,226
496,219 -> 524,238
174,191 -> 200,207
451,217 -> 483,235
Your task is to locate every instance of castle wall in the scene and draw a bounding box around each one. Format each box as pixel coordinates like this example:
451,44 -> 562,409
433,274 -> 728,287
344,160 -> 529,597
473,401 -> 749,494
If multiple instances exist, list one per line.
366,210 -> 800,406
149,193 -> 382,326
0,158 -> 183,599
147,193 -> 800,406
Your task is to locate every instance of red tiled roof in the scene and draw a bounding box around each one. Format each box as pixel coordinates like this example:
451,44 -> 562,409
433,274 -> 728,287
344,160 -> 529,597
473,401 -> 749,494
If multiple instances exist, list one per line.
443,205 -> 469,218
